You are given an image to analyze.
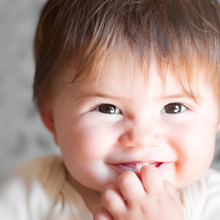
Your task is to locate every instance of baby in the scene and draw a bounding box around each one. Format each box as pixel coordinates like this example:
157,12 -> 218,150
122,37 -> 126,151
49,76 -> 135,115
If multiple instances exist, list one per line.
1,0 -> 220,219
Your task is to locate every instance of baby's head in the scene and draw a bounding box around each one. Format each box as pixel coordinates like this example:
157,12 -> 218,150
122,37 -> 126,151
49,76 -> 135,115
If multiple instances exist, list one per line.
34,0 -> 220,105
33,0 -> 220,191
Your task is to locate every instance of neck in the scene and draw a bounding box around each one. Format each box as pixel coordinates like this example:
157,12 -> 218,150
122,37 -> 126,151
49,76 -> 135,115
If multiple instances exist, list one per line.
66,172 -> 102,214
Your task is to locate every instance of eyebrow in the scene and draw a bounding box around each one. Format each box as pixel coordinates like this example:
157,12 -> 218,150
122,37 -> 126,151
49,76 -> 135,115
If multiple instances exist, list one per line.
76,92 -> 201,102
159,94 -> 198,100
156,94 -> 203,105
75,92 -> 123,101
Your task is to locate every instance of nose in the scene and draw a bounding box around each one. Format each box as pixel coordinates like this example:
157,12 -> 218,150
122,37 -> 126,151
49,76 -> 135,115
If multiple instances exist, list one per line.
119,122 -> 163,148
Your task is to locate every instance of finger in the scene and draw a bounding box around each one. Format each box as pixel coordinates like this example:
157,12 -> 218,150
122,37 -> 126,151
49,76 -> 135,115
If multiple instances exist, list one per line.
93,207 -> 113,220
118,171 -> 145,205
163,180 -> 182,205
141,165 -> 164,194
102,184 -> 127,215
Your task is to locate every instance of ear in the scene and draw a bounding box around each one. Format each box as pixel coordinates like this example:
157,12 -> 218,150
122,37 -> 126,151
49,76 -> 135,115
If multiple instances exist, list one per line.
37,101 -> 59,145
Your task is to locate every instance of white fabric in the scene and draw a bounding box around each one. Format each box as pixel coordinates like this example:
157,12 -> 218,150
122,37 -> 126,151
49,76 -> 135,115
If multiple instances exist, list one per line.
180,169 -> 220,220
0,156 -> 92,220
0,156 -> 220,220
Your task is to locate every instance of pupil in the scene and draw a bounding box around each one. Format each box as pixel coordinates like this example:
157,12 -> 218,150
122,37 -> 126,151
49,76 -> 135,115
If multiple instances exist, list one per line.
100,104 -> 116,114
166,104 -> 181,113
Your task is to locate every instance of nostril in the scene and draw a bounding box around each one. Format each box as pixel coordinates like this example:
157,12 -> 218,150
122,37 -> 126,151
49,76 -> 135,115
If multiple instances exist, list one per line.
119,132 -> 134,147
119,132 -> 161,148
119,124 -> 163,148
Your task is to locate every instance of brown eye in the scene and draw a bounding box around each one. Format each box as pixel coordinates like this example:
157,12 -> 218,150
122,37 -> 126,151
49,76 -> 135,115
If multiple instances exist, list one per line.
97,104 -> 120,114
163,103 -> 186,114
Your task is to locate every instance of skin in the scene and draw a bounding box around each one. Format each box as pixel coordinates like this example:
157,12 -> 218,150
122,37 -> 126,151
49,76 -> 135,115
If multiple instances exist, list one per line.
40,54 -> 220,219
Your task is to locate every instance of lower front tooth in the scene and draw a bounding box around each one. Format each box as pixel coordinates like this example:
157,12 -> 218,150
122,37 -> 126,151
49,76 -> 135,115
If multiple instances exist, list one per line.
136,164 -> 142,171
136,163 -> 150,171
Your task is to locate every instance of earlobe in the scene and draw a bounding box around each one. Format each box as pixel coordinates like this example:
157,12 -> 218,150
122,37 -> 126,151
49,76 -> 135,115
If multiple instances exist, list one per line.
37,103 -> 59,145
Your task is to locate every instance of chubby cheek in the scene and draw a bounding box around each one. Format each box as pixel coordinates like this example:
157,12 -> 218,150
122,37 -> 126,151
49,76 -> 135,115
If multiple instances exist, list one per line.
170,121 -> 216,188
56,117 -> 119,190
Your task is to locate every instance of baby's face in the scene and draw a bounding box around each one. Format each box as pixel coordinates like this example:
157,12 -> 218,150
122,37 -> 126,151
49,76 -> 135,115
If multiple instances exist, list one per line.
49,55 -> 219,192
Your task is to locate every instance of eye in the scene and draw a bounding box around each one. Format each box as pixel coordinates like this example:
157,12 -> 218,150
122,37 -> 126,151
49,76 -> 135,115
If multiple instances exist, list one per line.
161,103 -> 187,114
96,104 -> 121,114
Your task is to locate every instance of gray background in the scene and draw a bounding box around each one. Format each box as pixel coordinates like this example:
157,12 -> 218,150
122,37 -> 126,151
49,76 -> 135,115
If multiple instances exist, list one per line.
1,0 -> 220,183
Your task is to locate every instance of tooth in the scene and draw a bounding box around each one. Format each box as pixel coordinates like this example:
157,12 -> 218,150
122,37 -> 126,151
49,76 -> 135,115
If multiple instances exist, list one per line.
136,164 -> 142,171
136,163 -> 150,171
143,162 -> 150,166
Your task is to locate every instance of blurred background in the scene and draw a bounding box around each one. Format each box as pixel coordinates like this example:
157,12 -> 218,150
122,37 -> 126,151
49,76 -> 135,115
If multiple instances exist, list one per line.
0,0 -> 59,183
1,0 -> 220,183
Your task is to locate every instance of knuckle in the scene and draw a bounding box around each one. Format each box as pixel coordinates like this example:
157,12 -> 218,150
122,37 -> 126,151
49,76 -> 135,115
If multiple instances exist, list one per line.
102,188 -> 113,203
102,187 -> 118,210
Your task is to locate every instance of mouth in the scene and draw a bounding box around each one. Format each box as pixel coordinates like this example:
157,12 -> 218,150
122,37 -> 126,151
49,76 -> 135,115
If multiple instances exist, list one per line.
111,162 -> 170,174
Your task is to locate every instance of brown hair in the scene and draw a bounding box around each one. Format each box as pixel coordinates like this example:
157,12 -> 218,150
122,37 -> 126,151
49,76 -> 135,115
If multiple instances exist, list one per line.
33,0 -> 220,105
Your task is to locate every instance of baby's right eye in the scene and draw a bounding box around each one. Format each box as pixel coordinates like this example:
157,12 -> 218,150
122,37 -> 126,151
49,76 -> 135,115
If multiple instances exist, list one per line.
96,104 -> 121,114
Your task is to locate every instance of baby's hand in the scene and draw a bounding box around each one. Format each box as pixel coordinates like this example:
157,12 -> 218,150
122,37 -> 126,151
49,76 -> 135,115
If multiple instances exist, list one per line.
93,166 -> 184,220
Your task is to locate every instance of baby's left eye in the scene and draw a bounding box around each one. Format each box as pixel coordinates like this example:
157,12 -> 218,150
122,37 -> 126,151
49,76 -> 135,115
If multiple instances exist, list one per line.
161,103 -> 187,114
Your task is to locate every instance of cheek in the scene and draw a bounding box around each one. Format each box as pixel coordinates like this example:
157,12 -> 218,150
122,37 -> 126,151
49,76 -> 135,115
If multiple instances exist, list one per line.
57,115 -> 104,144
55,117 -> 119,189
170,121 -> 216,186
183,126 -> 214,160
58,121 -> 109,161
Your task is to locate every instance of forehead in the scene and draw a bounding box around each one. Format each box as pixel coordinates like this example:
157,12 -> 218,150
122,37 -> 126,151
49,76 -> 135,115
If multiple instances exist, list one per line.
70,52 -> 214,103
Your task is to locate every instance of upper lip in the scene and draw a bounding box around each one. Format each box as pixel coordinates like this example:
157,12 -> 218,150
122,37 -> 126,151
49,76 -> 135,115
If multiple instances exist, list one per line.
107,150 -> 175,165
